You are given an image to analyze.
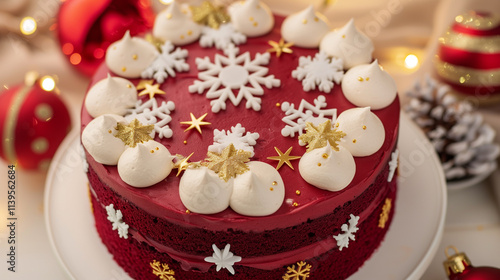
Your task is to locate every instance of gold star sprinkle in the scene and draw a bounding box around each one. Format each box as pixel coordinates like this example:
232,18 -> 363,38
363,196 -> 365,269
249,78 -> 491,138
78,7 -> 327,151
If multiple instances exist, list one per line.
180,113 -> 211,134
138,83 -> 166,99
190,1 -> 230,29
267,146 -> 301,170
267,38 -> 294,58
175,152 -> 195,177
145,34 -> 164,51
299,120 -> 346,152
114,119 -> 154,147
203,144 -> 251,182
136,79 -> 154,90
378,198 -> 392,228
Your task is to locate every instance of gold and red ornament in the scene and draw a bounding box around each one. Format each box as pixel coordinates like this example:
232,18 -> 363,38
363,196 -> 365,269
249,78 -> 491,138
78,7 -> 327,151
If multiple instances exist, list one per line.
56,0 -> 155,76
435,11 -> 500,99
443,246 -> 500,280
0,72 -> 71,170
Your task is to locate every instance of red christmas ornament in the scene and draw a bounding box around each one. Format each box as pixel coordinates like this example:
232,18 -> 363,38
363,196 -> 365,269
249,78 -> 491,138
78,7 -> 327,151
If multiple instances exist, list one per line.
435,11 -> 500,99
443,246 -> 500,280
0,72 -> 71,170
57,0 -> 155,76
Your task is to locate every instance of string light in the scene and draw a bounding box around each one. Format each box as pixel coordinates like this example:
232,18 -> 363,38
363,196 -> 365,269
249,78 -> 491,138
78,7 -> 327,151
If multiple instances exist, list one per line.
404,54 -> 419,69
20,17 -> 37,35
40,76 -> 56,92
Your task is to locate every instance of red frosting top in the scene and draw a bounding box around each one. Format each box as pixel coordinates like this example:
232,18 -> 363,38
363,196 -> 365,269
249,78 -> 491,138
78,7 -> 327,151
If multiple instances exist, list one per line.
81,16 -> 400,232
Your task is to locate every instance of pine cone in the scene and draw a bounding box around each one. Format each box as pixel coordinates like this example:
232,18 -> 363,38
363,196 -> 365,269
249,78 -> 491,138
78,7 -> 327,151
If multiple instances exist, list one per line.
405,76 -> 499,181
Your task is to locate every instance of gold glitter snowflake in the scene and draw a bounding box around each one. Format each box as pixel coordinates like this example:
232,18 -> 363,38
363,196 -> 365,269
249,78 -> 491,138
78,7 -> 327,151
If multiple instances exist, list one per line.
190,1 -> 230,29
378,198 -> 392,229
204,144 -> 251,182
150,260 -> 176,280
299,120 -> 346,152
282,261 -> 312,280
114,119 -> 154,147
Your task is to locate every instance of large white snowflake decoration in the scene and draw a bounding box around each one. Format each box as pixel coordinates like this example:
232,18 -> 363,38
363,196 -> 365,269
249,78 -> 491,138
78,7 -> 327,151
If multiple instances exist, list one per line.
204,244 -> 242,275
189,44 -> 281,113
292,51 -> 344,93
387,149 -> 399,182
333,214 -> 359,251
208,123 -> 260,156
125,98 -> 175,139
105,204 -> 129,239
281,95 -> 337,139
141,41 -> 189,84
200,23 -> 247,50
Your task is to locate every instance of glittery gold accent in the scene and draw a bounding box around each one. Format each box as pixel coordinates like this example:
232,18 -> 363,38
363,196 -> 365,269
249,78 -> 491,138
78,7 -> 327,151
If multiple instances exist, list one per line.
190,1 -> 230,29
126,84 -> 132,88
183,140 -> 187,144
352,139 -> 357,143
358,77 -> 364,81
136,79 -> 154,90
295,190 -> 301,195
454,11 -> 500,30
138,82 -> 166,99
145,34 -> 164,51
362,125 -> 366,130
267,146 -> 301,170
121,67 -> 127,72
292,202 -> 299,207
180,112 -> 211,134
366,77 -> 370,81
150,260 -> 176,280
186,210 -> 190,214
439,29 -> 500,53
378,198 -> 392,228
434,59 -> 500,86
317,163 -> 321,166
132,54 -> 138,60
175,152 -> 194,176
204,144 -> 251,182
108,130 -> 112,134
267,38 -> 294,58
299,120 -> 346,152
114,119 -> 154,147
276,103 -> 281,107
322,153 -> 328,159
302,19 -> 307,24
270,187 -> 274,191
283,261 -> 311,280
150,150 -> 155,153
272,181 -> 277,185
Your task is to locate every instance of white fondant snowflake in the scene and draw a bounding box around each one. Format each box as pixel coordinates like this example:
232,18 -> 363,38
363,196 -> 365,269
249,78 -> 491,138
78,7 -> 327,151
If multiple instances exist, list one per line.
281,95 -> 337,138
125,98 -> 175,139
106,204 -> 129,239
78,144 -> 89,173
388,149 -> 399,182
209,123 -> 260,156
204,244 -> 242,275
333,214 -> 359,251
189,44 -> 281,113
200,23 -> 247,50
292,52 -> 344,93
141,41 -> 189,84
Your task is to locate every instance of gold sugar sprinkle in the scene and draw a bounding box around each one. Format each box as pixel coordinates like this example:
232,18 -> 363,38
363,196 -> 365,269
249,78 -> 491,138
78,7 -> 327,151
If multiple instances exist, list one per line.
292,202 -> 299,207
121,67 -> 127,72
180,35 -> 185,39
150,150 -> 155,153
270,187 -> 274,191
132,54 -> 138,60
302,19 -> 307,24
166,13 -> 172,19
342,35 -> 346,38
358,77 -> 364,82
276,103 -> 281,107
249,16 -> 254,21
335,123 -> 339,127
186,210 -> 191,214
317,163 -> 322,167
187,30 -> 193,35
366,77 -> 370,81
352,139 -> 357,143
296,190 -> 301,195
253,22 -> 258,27
272,181 -> 278,186
183,140 -> 187,144
156,147 -> 159,150
362,125 -> 367,130
126,84 -> 132,88
322,153 -> 328,159
108,129 -> 112,134
314,17 -> 319,22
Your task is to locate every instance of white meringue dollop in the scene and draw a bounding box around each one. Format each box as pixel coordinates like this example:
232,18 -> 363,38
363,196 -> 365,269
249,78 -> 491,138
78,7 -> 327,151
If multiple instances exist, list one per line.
281,5 -> 330,48
179,166 -> 233,214
336,107 -> 385,157
230,161 -> 285,216
117,140 -> 174,188
298,143 -> 355,192
341,60 -> 397,110
319,19 -> 374,69
228,0 -> 274,37
153,0 -> 201,45
105,31 -> 158,78
81,114 -> 127,165
85,74 -> 137,118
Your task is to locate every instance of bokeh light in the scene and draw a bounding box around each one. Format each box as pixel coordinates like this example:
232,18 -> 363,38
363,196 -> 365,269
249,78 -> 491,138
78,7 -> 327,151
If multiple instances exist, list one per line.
20,17 -> 37,35
404,54 -> 419,69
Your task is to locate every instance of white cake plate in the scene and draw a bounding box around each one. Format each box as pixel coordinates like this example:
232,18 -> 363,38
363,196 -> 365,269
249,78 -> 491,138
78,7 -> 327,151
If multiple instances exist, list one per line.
44,112 -> 446,280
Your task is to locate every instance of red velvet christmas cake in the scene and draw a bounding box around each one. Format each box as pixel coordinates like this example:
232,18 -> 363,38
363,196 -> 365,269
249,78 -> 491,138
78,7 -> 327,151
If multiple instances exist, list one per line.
80,1 -> 400,279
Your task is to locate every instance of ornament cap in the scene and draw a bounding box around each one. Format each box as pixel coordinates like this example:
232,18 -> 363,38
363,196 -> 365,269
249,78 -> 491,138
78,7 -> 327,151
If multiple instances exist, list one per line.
443,246 -> 472,276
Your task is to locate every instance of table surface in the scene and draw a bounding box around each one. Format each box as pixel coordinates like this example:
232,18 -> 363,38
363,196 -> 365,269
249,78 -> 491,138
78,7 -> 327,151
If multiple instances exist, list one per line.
1,0 -> 500,279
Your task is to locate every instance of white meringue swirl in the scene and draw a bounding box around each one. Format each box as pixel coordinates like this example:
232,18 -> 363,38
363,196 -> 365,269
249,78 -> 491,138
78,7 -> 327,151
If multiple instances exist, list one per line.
153,0 -> 201,45
281,5 -> 330,48
85,74 -> 137,118
228,0 -> 274,37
